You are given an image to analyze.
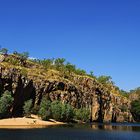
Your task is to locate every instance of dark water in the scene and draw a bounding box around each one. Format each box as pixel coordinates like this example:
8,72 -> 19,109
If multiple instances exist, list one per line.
0,123 -> 140,140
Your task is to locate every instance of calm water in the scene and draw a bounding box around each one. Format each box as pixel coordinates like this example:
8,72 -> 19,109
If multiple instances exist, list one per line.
0,123 -> 140,140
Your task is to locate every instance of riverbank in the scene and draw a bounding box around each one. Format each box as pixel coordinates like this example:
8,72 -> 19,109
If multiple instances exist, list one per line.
0,115 -> 65,129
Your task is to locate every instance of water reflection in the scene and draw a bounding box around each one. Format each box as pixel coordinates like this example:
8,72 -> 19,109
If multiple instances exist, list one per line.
90,123 -> 140,132
48,122 -> 140,132
0,123 -> 140,140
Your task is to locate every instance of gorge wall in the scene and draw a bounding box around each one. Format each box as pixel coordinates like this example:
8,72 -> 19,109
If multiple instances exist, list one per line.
0,64 -> 133,122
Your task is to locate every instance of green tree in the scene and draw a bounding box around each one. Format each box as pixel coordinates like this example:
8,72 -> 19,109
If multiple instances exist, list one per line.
38,98 -> 51,120
23,99 -> 32,117
51,101 -> 62,121
97,75 -> 112,84
21,52 -> 29,59
75,68 -> 86,75
65,62 -> 76,73
17,52 -> 29,66
120,89 -> 129,98
55,58 -> 65,66
51,101 -> 74,122
41,59 -> 54,69
88,71 -> 96,78
54,58 -> 66,70
0,91 -> 14,118
0,48 -> 8,55
90,71 -> 94,77
131,100 -> 140,122
61,103 -> 74,122
74,108 -> 90,122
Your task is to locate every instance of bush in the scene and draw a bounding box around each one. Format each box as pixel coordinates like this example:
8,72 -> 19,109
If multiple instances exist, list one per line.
65,62 -> 76,73
40,59 -> 54,69
51,101 -> 74,122
75,68 -> 86,76
16,52 -> 29,66
61,103 -> 74,122
131,100 -> 140,121
54,58 -> 65,70
120,105 -> 128,112
74,108 -> 90,122
0,48 -> 8,55
38,98 -> 51,120
23,99 -> 32,117
5,56 -> 19,65
0,90 -> 14,118
51,101 -> 62,121
38,99 -> 74,121
31,105 -> 40,114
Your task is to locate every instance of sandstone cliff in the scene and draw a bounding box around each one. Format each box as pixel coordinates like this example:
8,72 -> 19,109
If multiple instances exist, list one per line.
0,55 -> 133,122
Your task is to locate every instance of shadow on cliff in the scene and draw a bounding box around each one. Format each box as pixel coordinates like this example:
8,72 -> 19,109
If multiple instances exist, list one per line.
12,76 -> 36,117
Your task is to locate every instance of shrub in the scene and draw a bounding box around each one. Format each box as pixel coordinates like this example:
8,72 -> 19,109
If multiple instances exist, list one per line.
131,100 -> 140,121
16,52 -> 29,66
0,48 -> 8,55
51,101 -> 62,121
0,90 -> 14,118
51,101 -> 74,122
61,103 -> 74,122
41,59 -> 54,69
23,99 -> 32,117
75,68 -> 86,76
4,56 -> 19,65
74,108 -> 90,122
31,105 -> 40,114
54,58 -> 65,70
38,98 -> 51,120
120,105 -> 128,112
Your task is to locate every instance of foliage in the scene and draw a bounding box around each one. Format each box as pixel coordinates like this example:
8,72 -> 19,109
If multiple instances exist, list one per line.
40,59 -> 54,69
120,90 -> 129,98
4,51 -> 28,66
130,87 -> 140,95
97,75 -> 112,84
54,58 -> 66,71
74,108 -> 90,122
14,51 -> 29,66
39,99 -> 90,122
75,68 -> 86,76
31,105 -> 40,114
89,71 -> 94,77
18,52 -> 29,60
0,48 -> 8,55
120,105 -> 128,112
51,101 -> 63,121
61,103 -> 74,122
0,91 -> 14,118
23,99 -> 32,117
38,98 -> 51,120
51,101 -> 74,122
33,57 -> 88,76
131,100 -> 140,122
54,58 -> 65,67
5,56 -> 19,65
65,62 -> 76,73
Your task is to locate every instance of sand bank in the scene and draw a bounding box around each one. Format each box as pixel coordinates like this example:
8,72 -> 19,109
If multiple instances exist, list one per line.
0,115 -> 65,129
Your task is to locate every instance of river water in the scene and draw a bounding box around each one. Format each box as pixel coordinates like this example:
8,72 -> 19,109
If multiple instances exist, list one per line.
0,123 -> 140,140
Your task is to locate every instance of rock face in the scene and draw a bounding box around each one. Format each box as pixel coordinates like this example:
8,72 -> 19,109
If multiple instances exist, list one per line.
0,65 -> 133,122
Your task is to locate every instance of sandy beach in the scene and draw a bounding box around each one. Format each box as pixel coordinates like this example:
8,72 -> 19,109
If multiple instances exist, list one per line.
0,115 -> 65,129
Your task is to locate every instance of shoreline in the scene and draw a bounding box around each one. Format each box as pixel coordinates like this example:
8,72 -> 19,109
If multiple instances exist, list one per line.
0,117 -> 65,129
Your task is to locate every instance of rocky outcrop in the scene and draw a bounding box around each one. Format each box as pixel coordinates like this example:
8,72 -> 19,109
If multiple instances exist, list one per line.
0,65 -> 133,122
